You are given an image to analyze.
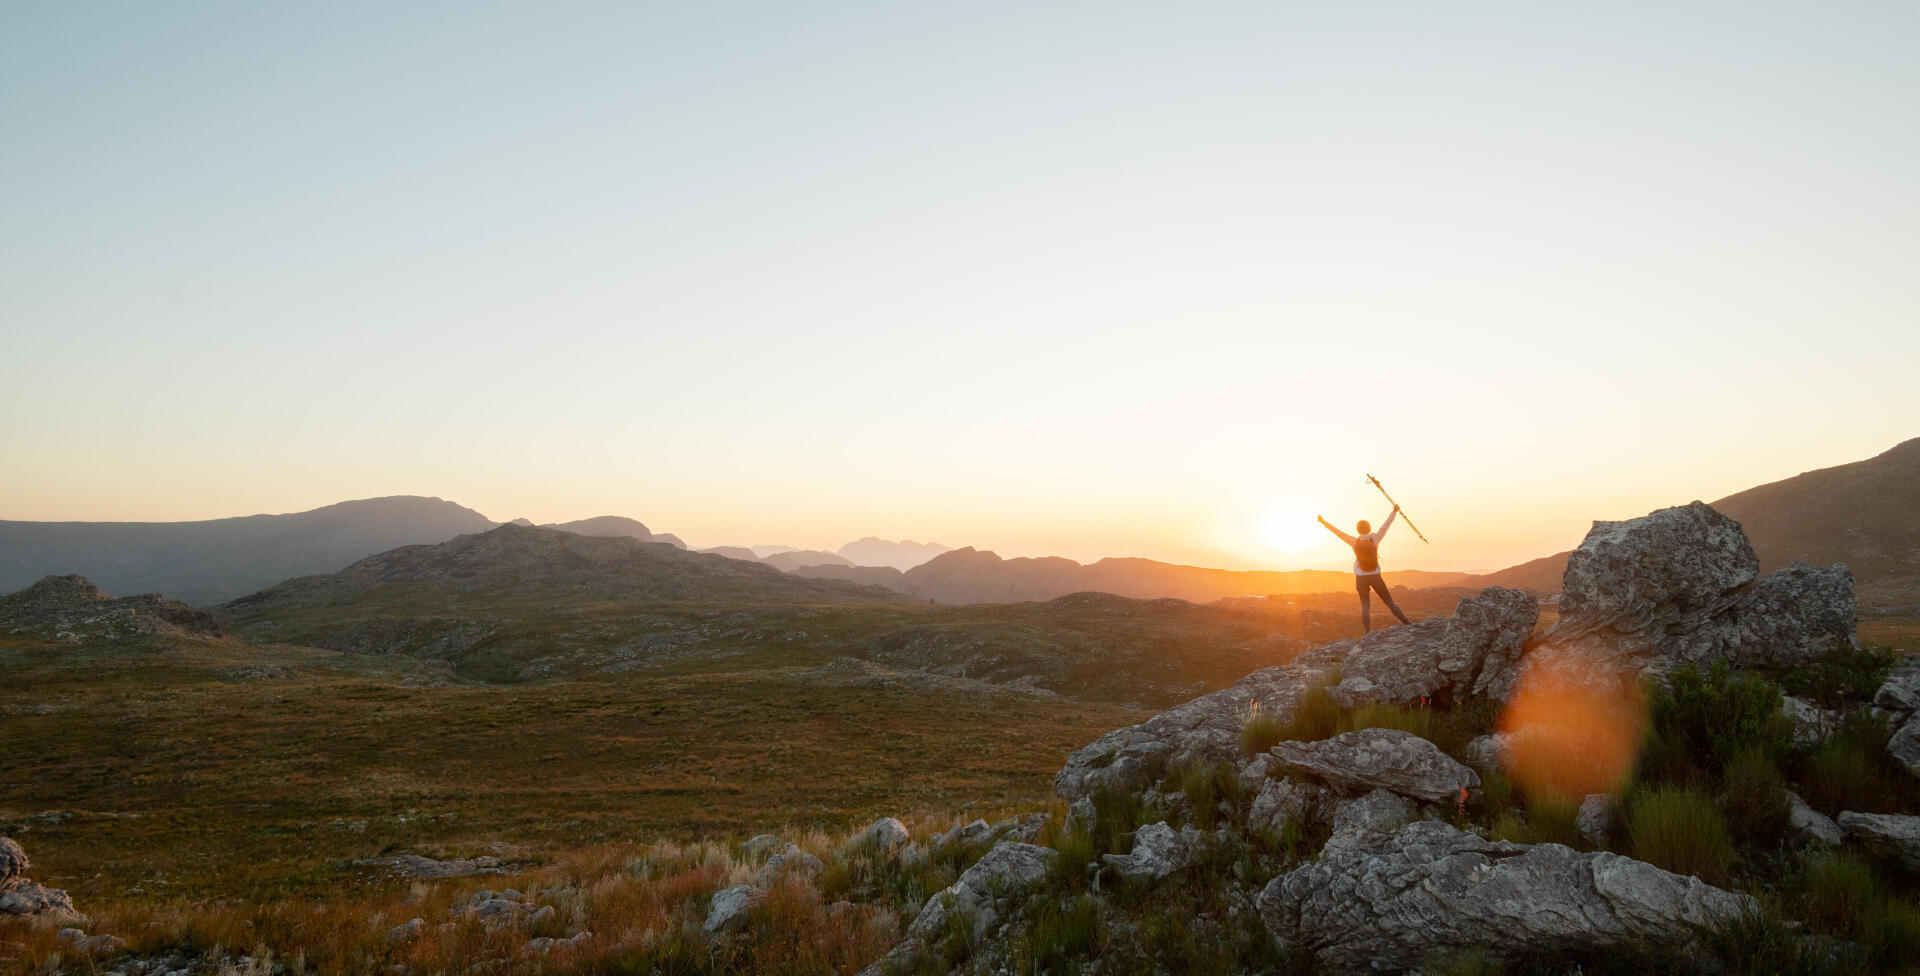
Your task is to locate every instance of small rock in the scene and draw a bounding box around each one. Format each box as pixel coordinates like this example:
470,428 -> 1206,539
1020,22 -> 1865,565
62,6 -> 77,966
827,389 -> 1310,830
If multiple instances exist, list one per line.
741,834 -> 784,861
849,817 -> 911,854
1577,793 -> 1614,847
1837,811 -> 1920,869
387,918 -> 426,946
56,928 -> 125,957
1787,792 -> 1844,847
0,838 -> 27,891
751,844 -> 825,886
1101,822 -> 1202,882
703,884 -> 765,934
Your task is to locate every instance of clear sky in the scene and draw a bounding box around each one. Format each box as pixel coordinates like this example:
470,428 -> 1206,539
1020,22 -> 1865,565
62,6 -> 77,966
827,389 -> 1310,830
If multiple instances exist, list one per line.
4,3 -> 1916,572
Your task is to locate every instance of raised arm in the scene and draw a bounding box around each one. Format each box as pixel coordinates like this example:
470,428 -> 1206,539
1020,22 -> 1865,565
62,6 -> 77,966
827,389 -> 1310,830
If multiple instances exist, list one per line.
1317,515 -> 1357,545
1375,507 -> 1398,540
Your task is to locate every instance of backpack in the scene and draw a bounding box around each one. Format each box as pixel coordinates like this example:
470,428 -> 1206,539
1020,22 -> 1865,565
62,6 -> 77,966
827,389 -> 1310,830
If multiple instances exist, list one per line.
1353,535 -> 1380,573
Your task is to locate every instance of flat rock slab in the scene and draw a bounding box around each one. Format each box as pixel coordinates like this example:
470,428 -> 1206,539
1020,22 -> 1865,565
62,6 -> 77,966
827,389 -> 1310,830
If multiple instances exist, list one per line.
1271,728 -> 1479,803
1258,820 -> 1755,973
1838,811 -> 1920,870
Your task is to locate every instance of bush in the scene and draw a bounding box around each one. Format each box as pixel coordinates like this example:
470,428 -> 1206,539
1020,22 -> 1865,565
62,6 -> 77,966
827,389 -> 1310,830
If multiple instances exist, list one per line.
1777,643 -> 1896,709
1241,702 -> 1282,759
1642,661 -> 1792,788
1015,895 -> 1105,973
1280,681 -> 1341,743
1624,787 -> 1735,885
1719,746 -> 1790,844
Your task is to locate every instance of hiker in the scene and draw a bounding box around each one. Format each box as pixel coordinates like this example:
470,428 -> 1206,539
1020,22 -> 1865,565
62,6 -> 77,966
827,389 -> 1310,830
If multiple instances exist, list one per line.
1317,506 -> 1412,633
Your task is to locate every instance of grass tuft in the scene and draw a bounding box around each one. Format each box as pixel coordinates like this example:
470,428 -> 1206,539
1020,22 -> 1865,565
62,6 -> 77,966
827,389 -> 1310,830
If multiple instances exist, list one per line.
1624,787 -> 1735,886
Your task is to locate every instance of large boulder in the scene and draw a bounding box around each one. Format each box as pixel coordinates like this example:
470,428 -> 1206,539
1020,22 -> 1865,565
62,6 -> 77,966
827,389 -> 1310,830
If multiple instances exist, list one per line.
1837,812 -> 1920,870
1270,729 -> 1480,803
1327,587 -> 1538,709
1257,820 -> 1755,972
1537,503 -> 1855,676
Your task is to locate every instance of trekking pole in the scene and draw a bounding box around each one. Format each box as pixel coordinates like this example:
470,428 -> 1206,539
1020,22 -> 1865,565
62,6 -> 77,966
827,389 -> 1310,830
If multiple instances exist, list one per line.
1365,474 -> 1429,543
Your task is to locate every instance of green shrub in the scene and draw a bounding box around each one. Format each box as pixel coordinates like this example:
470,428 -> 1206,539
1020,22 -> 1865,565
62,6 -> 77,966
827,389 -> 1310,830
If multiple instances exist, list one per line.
1777,643 -> 1896,709
1719,746 -> 1790,844
1624,787 -> 1735,885
1642,661 -> 1792,788
1793,709 -> 1920,816
1241,702 -> 1282,759
1280,681 -> 1341,743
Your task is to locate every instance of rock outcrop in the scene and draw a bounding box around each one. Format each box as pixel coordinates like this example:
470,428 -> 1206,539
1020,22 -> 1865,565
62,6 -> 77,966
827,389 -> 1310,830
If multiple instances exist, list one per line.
1257,820 -> 1756,972
1329,586 -> 1538,708
860,842 -> 1059,975
1270,729 -> 1480,803
0,838 -> 82,925
1531,503 -> 1855,677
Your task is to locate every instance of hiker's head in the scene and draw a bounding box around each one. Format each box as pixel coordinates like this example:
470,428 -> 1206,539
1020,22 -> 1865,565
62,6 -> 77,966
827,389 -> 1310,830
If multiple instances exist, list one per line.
1356,520 -> 1371,535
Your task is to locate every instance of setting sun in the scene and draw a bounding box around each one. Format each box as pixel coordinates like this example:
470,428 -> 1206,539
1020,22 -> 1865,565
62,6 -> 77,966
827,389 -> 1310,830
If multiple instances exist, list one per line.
1254,506 -> 1322,554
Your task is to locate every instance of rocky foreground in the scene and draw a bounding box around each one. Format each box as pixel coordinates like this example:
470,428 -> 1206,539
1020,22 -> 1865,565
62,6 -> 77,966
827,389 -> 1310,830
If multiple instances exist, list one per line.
6,500 -> 1919,974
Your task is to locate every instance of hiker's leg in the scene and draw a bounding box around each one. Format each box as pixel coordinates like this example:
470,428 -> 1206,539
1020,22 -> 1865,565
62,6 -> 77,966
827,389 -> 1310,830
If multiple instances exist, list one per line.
1375,575 -> 1412,625
1356,575 -> 1372,632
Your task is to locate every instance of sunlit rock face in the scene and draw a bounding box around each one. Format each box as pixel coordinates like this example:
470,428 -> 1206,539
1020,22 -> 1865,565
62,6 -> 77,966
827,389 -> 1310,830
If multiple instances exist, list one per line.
1257,820 -> 1755,972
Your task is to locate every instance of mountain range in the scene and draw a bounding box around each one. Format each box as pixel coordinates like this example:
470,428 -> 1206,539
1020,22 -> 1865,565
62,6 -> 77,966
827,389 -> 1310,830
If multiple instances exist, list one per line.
796,549 -> 1471,604
1461,436 -> 1920,606
6,436 -> 1913,608
225,523 -> 896,612
0,496 -> 496,606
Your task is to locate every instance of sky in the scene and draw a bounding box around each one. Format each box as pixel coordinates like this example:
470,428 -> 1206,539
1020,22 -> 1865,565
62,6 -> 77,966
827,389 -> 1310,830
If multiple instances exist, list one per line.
4,2 -> 1917,572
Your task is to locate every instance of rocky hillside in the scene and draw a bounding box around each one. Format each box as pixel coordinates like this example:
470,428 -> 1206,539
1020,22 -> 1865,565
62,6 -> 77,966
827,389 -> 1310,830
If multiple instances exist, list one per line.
798,548 -> 1470,604
0,496 -> 497,606
1465,436 -> 1920,607
848,501 -> 1913,974
222,524 -> 897,612
0,574 -> 222,642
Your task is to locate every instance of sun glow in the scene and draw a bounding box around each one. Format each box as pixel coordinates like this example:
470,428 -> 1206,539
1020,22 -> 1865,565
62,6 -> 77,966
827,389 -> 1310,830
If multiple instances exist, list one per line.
1254,505 -> 1323,554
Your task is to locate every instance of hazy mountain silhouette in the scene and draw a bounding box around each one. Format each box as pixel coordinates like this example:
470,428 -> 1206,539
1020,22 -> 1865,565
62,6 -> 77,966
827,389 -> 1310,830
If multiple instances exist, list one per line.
224,524 -> 898,611
796,547 -> 1470,604
542,515 -> 688,549
761,549 -> 854,572
836,537 -> 953,571
1463,436 -> 1920,605
698,546 -> 763,562
0,496 -> 496,606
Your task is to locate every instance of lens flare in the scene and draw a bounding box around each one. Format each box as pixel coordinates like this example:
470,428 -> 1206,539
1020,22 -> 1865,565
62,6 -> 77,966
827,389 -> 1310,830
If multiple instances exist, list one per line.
1497,651 -> 1648,804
